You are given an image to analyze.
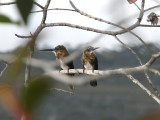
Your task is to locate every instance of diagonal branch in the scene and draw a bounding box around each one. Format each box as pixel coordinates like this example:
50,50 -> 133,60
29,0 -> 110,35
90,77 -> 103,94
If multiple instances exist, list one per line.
33,1 -> 44,9
41,0 -> 51,24
114,36 -> 160,97
125,74 -> 160,104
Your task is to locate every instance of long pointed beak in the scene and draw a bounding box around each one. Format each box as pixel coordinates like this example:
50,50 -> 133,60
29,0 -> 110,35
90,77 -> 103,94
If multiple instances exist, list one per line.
93,47 -> 99,51
40,49 -> 55,51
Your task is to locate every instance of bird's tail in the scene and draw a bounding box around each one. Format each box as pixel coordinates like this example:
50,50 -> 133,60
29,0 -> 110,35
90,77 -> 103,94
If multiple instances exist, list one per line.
90,80 -> 97,87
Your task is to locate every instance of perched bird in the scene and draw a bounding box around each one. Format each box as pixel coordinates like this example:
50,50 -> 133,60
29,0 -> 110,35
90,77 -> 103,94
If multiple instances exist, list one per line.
40,45 -> 74,90
82,46 -> 99,87
147,12 -> 159,25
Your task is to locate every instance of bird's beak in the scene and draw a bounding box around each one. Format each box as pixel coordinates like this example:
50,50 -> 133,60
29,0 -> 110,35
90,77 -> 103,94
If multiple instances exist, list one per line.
40,49 -> 55,51
93,47 -> 99,51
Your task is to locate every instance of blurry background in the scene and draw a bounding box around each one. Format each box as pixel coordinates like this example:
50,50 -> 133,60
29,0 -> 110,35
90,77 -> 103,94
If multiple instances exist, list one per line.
0,0 -> 160,120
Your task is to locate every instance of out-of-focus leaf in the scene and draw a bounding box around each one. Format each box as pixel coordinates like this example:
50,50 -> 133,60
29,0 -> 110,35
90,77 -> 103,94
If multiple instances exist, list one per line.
7,37 -> 36,82
0,14 -> 21,25
21,77 -> 53,112
0,84 -> 31,120
16,0 -> 34,24
7,48 -> 28,81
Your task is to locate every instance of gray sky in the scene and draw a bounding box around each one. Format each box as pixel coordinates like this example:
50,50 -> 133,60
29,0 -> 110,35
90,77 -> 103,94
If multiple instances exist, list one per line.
0,0 -> 160,52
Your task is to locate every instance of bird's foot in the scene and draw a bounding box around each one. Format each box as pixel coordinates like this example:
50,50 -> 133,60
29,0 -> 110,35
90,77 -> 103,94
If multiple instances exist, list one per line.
83,69 -> 85,73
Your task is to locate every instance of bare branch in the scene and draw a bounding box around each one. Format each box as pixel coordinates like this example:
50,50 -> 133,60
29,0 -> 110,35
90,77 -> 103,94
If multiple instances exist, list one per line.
15,34 -> 32,39
114,36 -> 160,97
145,52 -> 160,67
149,68 -> 160,76
50,88 -> 73,95
144,5 -> 160,12
114,36 -> 143,65
125,74 -> 160,104
0,2 -> 16,5
41,0 -> 51,24
33,1 -> 44,9
133,2 -> 141,11
31,8 -> 75,13
68,0 -> 139,35
69,0 -> 152,53
0,64 -> 8,77
137,0 -> 145,23
139,24 -> 160,27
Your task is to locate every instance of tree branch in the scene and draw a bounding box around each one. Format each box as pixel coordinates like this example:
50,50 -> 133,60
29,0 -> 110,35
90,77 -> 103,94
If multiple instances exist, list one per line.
31,8 -> 76,13
50,88 -> 73,95
125,74 -> 160,104
0,2 -> 16,5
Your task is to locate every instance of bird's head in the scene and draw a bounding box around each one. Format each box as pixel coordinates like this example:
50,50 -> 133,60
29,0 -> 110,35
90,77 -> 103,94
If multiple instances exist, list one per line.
40,45 -> 69,58
85,46 -> 99,53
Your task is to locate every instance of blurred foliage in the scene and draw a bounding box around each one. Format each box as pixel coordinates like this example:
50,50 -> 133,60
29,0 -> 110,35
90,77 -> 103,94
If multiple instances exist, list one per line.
137,112 -> 160,120
7,47 -> 28,81
21,76 -> 53,113
0,84 -> 31,120
0,14 -> 20,25
7,40 -> 36,82
16,0 -> 34,24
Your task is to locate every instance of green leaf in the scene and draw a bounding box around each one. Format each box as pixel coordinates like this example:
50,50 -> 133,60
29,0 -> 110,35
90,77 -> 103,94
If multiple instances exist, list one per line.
16,0 -> 34,24
0,14 -> 21,25
21,77 -> 53,112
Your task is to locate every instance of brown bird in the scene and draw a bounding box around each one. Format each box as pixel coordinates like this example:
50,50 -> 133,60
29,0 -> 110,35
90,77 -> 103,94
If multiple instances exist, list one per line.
82,46 -> 99,87
147,12 -> 159,25
40,45 -> 74,90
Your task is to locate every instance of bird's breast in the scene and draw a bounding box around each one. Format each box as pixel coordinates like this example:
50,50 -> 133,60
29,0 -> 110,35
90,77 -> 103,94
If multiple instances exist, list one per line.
84,61 -> 93,70
59,59 -> 69,70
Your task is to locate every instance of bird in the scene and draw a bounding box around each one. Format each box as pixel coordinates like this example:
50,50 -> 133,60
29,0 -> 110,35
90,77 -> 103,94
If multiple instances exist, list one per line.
82,46 -> 99,87
147,12 -> 159,25
40,45 -> 75,90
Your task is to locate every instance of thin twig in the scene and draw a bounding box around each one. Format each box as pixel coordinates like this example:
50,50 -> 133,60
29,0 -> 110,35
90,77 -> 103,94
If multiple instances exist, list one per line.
0,2 -> 16,5
50,88 -> 73,95
15,34 -> 32,39
149,68 -> 160,76
0,64 -> 8,77
33,1 -> 44,9
144,5 -> 160,12
31,8 -> 75,13
133,2 -> 141,11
